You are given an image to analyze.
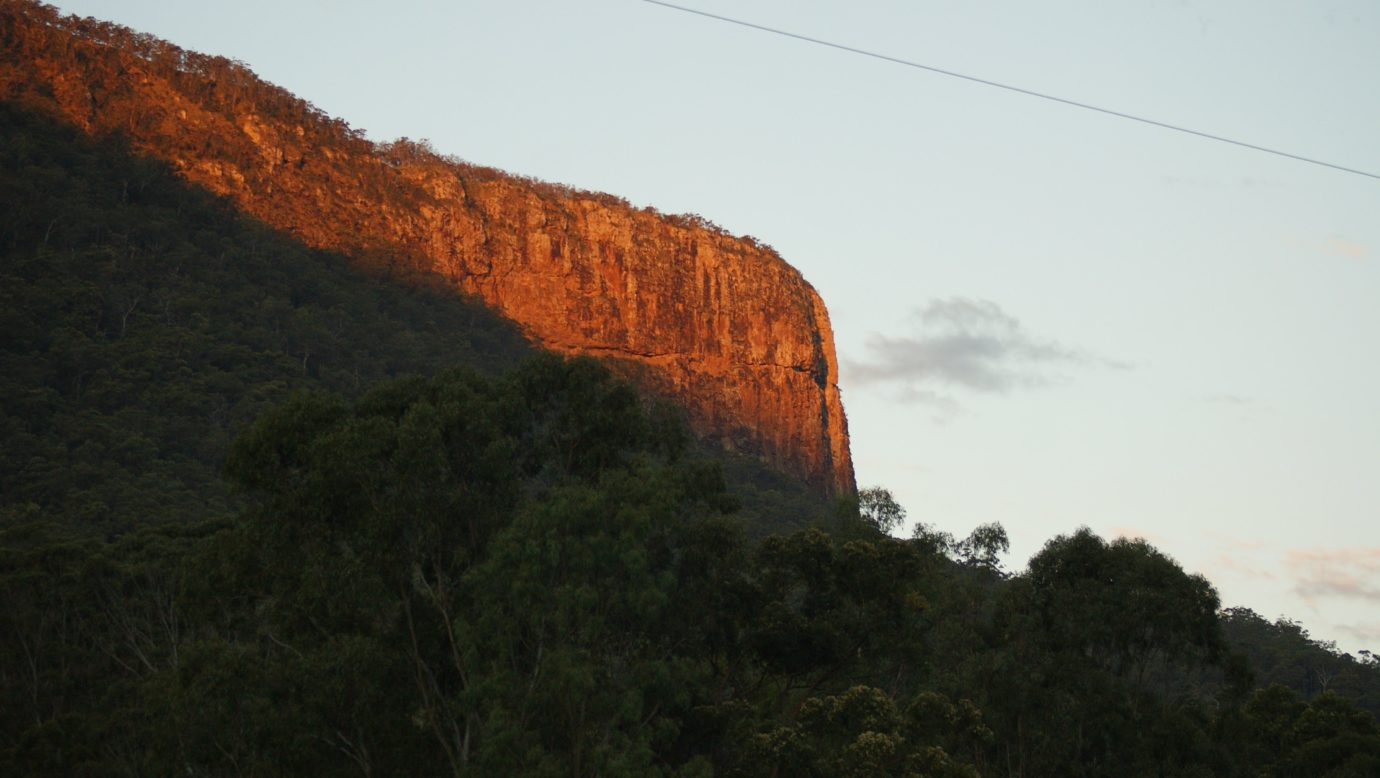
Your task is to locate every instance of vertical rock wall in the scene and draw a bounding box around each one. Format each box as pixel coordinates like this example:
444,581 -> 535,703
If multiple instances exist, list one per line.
1,1 -> 855,493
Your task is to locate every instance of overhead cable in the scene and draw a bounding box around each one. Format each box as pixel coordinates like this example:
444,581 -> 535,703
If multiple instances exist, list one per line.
644,0 -> 1380,181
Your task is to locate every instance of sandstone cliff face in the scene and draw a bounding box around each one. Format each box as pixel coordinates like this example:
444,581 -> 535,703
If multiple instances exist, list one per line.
1,1 -> 854,494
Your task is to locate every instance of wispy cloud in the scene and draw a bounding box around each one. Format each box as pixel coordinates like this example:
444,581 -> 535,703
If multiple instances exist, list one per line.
1203,393 -> 1253,406
1208,552 -> 1278,581
1203,531 -> 1268,552
1281,235 -> 1371,261
1319,237 -> 1368,260
1287,547 -> 1380,605
1195,533 -> 1276,581
1334,622 -> 1380,647
1313,235 -> 1368,259
892,386 -> 964,423
843,298 -> 1127,409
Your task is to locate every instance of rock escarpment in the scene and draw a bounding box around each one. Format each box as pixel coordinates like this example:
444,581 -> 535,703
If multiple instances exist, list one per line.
1,1 -> 854,494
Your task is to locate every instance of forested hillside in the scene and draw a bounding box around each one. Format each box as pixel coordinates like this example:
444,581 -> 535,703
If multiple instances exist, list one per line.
0,103 -> 529,535
1220,609 -> 1380,717
5,355 -> 1379,775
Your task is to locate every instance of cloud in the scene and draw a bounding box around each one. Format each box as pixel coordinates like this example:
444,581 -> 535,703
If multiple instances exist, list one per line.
1280,234 -> 1371,260
894,386 -> 963,423
843,298 -> 1128,406
1195,534 -> 1275,581
1207,552 -> 1277,581
1287,547 -> 1380,605
1203,393 -> 1253,406
1334,622 -> 1380,647
1203,531 -> 1268,552
1319,237 -> 1369,259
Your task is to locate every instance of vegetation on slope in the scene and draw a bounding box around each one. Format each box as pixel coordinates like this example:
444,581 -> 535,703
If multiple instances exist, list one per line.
1220,608 -> 1380,717
4,357 -> 1379,776
0,102 -> 826,538
0,102 -> 530,535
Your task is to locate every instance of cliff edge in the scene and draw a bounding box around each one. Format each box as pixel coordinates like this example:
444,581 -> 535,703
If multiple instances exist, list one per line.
1,1 -> 854,494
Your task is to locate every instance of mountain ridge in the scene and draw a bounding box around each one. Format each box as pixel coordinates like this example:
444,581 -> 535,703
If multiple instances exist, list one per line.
0,0 -> 854,494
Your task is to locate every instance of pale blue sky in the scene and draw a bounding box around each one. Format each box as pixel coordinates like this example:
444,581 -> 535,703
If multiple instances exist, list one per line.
58,1 -> 1380,652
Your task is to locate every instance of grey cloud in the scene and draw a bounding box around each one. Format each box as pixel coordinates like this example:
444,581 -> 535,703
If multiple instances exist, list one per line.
844,298 -> 1127,405
893,386 -> 963,423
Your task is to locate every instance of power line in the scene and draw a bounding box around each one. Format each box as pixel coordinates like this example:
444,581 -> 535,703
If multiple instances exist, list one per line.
643,0 -> 1380,182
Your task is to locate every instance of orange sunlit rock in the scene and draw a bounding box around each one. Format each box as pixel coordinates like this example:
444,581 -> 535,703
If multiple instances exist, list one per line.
1,1 -> 854,494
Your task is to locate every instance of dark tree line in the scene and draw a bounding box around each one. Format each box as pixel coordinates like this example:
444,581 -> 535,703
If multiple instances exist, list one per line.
4,357 -> 1378,776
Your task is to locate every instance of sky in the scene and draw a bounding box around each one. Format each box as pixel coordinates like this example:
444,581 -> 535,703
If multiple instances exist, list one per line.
54,0 -> 1380,654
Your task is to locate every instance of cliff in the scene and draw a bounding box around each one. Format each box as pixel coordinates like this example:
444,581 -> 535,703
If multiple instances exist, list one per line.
0,1 -> 854,494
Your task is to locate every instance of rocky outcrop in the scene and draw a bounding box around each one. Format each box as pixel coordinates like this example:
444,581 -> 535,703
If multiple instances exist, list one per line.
1,0 -> 854,493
